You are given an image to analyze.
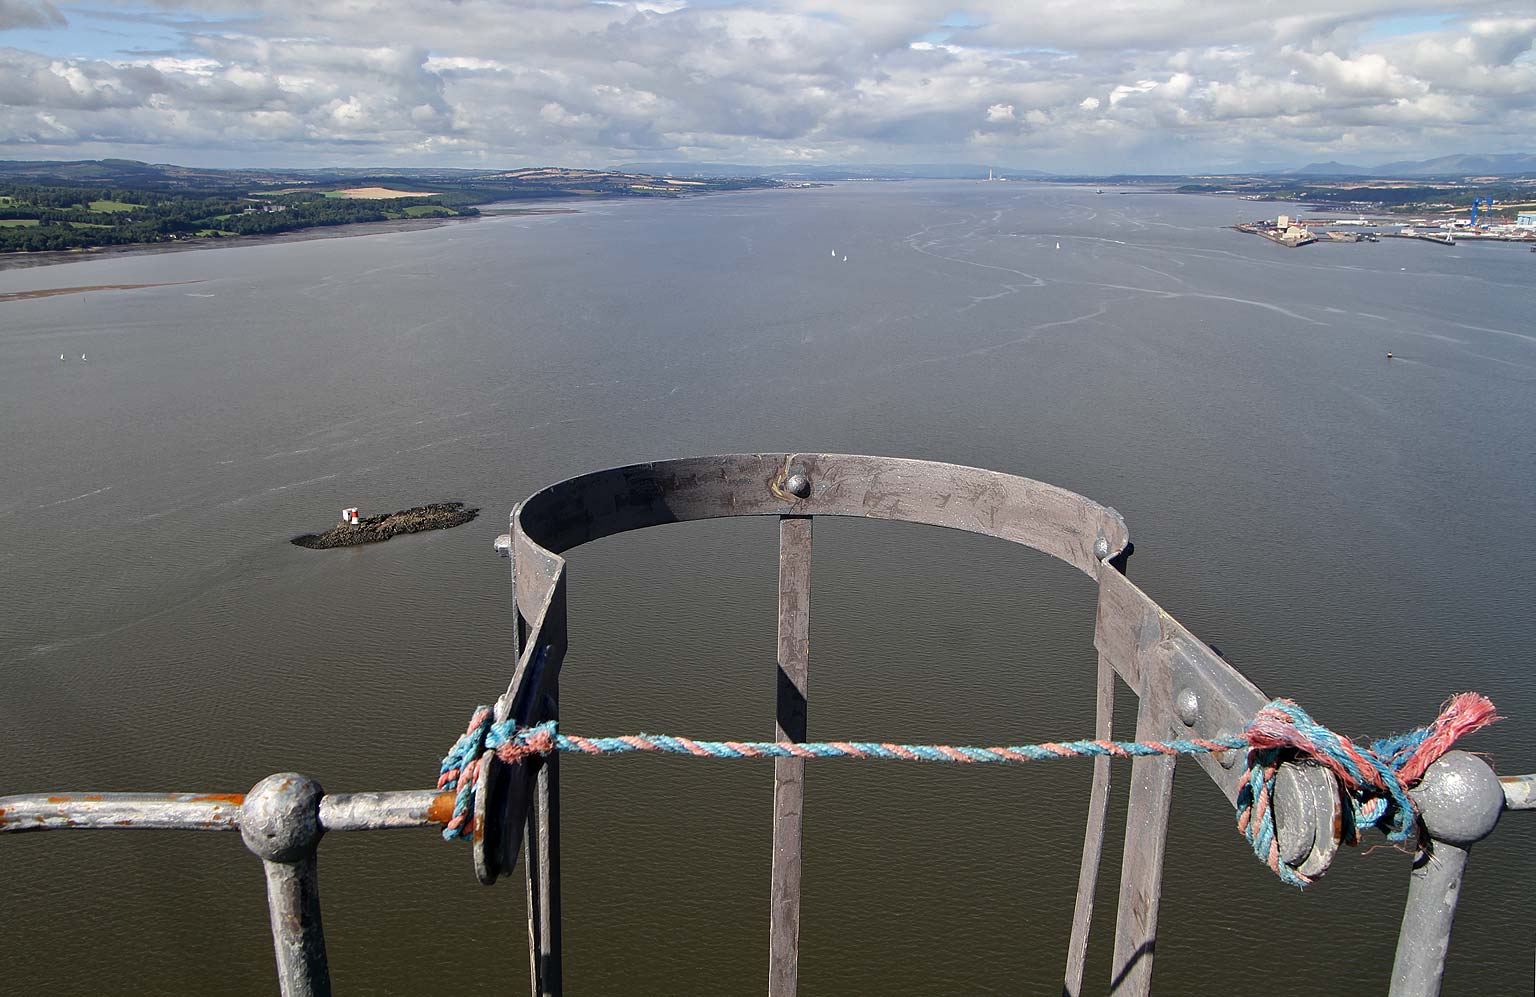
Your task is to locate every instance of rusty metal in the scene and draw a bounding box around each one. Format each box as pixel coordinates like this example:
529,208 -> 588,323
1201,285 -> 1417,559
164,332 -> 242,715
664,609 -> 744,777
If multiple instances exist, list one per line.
1500,773 -> 1536,811
2,454 -> 1530,997
240,774 -> 330,997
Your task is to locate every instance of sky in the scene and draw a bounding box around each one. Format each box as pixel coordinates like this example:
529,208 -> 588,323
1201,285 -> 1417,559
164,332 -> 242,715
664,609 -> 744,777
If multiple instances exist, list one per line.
0,0 -> 1533,172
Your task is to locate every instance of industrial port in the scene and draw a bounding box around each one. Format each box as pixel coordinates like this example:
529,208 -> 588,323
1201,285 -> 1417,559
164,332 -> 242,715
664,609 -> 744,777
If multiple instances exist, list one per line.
1235,202 -> 1536,249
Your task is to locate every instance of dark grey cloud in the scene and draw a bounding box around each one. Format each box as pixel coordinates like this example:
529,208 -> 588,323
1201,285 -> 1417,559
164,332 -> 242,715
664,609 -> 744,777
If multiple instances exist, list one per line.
0,0 -> 64,31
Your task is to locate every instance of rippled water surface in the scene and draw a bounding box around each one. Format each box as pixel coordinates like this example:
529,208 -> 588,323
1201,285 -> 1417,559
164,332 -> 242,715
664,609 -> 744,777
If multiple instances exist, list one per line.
2,182 -> 1533,995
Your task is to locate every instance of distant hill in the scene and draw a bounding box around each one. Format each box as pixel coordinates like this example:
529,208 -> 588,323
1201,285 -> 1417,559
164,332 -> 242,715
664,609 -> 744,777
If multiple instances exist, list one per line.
1371,153 -> 1536,176
1282,152 -> 1536,177
1289,161 -> 1371,176
618,162 -> 1053,180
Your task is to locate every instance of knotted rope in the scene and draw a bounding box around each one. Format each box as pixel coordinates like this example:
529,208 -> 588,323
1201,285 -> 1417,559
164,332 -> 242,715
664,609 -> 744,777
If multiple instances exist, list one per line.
437,692 -> 1498,886
1236,692 -> 1498,885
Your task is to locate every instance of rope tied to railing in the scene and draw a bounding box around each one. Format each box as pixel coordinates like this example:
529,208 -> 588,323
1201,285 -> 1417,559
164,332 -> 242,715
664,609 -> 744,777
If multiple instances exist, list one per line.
1236,692 -> 1499,885
437,692 -> 1499,887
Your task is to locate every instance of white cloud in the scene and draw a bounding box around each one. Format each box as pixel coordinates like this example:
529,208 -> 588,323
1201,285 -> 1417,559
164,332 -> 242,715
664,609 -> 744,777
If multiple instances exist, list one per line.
0,0 -> 1531,170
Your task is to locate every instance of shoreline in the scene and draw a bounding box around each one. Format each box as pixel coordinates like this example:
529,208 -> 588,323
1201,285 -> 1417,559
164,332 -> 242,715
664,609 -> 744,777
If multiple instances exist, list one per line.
0,190 -> 783,274
0,214 -> 479,273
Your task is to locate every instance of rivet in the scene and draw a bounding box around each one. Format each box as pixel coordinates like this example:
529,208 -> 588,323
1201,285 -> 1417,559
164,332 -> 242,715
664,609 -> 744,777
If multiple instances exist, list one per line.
1093,537 -> 1111,560
785,474 -> 811,499
1175,688 -> 1199,727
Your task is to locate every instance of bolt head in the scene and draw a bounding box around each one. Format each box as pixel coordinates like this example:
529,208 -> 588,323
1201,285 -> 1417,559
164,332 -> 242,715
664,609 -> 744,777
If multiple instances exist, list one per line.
1175,688 -> 1200,727
240,773 -> 324,862
785,474 -> 811,499
1093,537 -> 1111,560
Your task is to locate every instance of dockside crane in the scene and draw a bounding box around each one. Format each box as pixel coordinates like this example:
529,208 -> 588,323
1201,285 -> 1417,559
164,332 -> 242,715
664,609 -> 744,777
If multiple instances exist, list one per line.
1469,197 -> 1495,228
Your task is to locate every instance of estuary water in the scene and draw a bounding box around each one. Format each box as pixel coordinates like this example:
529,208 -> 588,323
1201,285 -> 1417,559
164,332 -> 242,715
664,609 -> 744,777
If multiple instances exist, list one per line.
2,182 -> 1533,995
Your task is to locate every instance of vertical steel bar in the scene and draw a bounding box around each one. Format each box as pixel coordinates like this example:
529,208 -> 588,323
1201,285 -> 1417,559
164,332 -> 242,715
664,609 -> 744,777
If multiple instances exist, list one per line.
527,575 -> 568,997
1389,839 -> 1472,997
770,515 -> 812,997
1109,685 -> 1176,996
524,797 -> 545,997
1062,648 -> 1115,996
535,723 -> 563,995
240,774 -> 330,997
1389,751 -> 1505,997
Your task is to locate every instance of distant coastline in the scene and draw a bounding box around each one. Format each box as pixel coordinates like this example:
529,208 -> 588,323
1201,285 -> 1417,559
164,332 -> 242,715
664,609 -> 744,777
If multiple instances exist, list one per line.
0,213 -> 477,272
0,160 -> 792,269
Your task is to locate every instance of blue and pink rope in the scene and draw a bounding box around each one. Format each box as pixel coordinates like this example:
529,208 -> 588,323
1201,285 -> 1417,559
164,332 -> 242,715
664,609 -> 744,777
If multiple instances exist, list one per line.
437,691 -> 1499,886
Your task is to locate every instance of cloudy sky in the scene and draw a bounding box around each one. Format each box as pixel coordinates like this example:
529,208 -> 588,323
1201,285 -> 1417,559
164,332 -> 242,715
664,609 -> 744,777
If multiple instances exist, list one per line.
1,0 -> 1533,171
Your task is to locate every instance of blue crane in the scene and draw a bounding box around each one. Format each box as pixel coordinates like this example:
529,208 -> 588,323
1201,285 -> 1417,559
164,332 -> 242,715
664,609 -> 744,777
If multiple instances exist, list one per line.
1469,197 -> 1495,228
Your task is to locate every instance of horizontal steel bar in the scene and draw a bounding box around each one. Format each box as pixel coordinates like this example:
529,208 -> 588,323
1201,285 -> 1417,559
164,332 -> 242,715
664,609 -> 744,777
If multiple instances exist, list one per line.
0,792 -> 245,832
1500,774 -> 1536,811
319,790 -> 456,831
0,790 -> 455,834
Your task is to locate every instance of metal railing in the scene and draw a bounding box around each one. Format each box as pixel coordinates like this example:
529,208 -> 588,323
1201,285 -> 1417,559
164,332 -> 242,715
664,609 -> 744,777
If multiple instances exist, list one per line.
3,454 -> 1531,997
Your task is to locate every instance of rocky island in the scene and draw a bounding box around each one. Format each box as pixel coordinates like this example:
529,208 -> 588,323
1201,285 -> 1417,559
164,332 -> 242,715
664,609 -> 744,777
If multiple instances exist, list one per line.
291,502 -> 479,549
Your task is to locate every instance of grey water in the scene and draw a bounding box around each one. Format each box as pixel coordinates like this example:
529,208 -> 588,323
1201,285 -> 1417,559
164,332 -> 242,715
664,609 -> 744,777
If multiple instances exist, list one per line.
2,182 -> 1533,995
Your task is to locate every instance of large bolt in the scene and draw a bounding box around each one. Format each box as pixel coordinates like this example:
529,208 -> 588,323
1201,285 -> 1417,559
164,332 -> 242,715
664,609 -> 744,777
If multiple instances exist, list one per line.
1093,537 -> 1111,560
784,474 -> 811,499
241,773 -> 325,863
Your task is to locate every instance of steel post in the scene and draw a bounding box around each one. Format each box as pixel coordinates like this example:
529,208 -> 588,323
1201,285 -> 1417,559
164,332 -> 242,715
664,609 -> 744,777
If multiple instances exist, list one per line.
1389,751 -> 1504,997
241,773 -> 331,997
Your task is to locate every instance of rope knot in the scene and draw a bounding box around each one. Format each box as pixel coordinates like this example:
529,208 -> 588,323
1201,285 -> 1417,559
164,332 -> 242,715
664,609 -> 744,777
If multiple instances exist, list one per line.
437,709 -> 559,840
1235,692 -> 1498,887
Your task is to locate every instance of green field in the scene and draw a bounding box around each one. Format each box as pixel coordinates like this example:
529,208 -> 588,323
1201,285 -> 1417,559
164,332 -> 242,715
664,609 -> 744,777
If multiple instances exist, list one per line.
88,199 -> 139,212
0,218 -> 39,227
403,204 -> 453,217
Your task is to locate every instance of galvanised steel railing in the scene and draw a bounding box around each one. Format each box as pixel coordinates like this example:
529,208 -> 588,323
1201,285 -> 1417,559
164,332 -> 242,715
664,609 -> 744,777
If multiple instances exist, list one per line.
3,454 -> 1532,997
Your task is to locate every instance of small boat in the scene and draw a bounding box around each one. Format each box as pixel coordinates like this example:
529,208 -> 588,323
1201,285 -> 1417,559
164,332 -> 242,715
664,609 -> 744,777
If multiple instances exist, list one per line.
831,249 -> 837,257
59,354 -> 65,362
1055,242 -> 1061,250
841,255 -> 847,262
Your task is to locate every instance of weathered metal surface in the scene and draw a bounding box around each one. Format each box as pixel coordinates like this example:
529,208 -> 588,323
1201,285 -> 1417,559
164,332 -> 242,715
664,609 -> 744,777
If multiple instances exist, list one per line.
512,454 -> 1129,576
1095,569 -> 1341,875
1389,751 -> 1505,997
1500,773 -> 1536,810
241,774 -> 330,997
0,792 -> 244,832
319,790 -> 454,831
1063,546 -> 1127,997
497,496 -> 569,995
1062,646 -> 1117,997
769,515 -> 812,997
1109,659 -> 1177,996
0,789 -> 456,835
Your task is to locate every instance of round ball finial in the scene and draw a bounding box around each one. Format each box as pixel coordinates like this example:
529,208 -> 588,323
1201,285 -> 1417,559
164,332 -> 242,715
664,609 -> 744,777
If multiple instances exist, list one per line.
784,474 -> 812,499
1411,750 -> 1503,847
240,773 -> 325,862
